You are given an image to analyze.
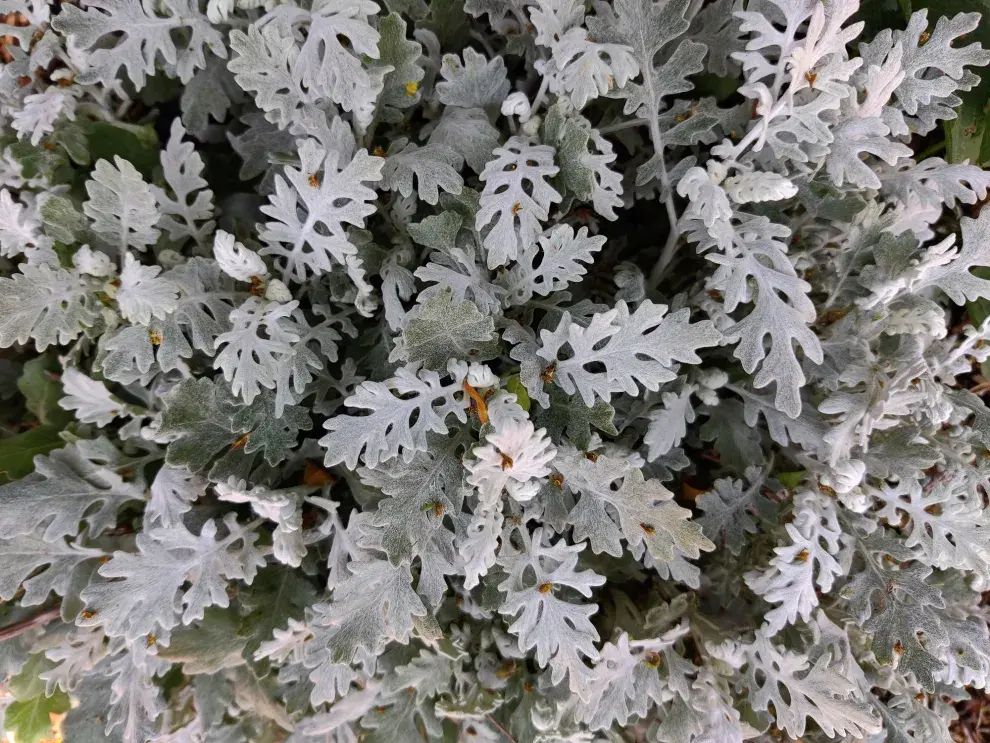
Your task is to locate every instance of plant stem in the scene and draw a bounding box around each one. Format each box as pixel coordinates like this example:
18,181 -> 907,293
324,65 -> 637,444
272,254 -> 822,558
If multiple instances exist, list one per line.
598,117 -> 648,134
470,30 -> 496,59
486,714 -> 518,743
640,71 -> 681,288
650,229 -> 681,288
529,76 -> 551,119
0,604 -> 62,642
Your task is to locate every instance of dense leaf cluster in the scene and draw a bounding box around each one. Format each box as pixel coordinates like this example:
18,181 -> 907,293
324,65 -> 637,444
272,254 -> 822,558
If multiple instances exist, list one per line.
1,0 -> 990,741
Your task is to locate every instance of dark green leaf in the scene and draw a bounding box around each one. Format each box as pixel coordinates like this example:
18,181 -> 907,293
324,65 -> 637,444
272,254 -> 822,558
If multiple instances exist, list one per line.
80,120 -> 159,180
0,425 -> 65,483
51,121 -> 91,166
229,393 -> 313,466
700,399 -> 765,473
17,356 -> 72,427
158,378 -> 243,473
8,139 -> 70,182
239,565 -> 317,656
535,388 -> 617,449
423,0 -> 470,48
158,608 -> 248,674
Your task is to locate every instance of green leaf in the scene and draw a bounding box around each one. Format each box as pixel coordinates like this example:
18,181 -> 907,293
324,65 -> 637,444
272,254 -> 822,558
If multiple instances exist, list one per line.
17,356 -> 73,427
928,1 -> 990,168
10,654 -> 56,699
158,608 -> 248,674
80,120 -> 160,180
844,534 -> 949,692
700,399 -> 765,473
933,1 -> 990,335
158,378 -> 243,473
535,388 -> 617,449
860,0 -> 913,23
948,389 -> 990,448
51,121 -> 91,166
968,276 -> 990,329
946,92 -> 990,166
408,211 -> 463,251
7,655 -> 71,743
376,13 -> 425,113
542,102 -> 595,203
412,611 -> 444,645
394,287 -> 499,370
505,374 -> 531,411
775,471 -> 806,491
855,0 -> 911,37
5,692 -> 70,743
865,427 -> 940,479
239,565 -> 318,656
159,382 -> 311,480
0,425 -> 65,483
228,393 -> 313,467
689,73 -> 741,103
363,432 -> 467,606
41,195 -> 90,246
8,139 -> 70,182
423,0 -> 470,49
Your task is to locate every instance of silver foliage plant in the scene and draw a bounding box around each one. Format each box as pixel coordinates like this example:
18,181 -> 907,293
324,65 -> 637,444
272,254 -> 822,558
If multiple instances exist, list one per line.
2,0 -> 990,740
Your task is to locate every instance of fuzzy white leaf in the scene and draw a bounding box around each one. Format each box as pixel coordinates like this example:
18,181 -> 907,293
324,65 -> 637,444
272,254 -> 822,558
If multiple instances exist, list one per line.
476,136 -> 562,268
437,47 -> 510,109
746,490 -> 847,635
466,418 -> 556,506
260,139 -> 383,284
213,230 -> 268,282
503,224 -> 605,305
213,297 -> 299,405
147,466 -> 206,529
116,253 -> 179,326
154,118 -> 215,247
722,172 -> 798,203
59,368 -> 126,427
537,300 -> 722,406
321,367 -> 469,468
84,157 -> 161,257
80,514 -> 264,640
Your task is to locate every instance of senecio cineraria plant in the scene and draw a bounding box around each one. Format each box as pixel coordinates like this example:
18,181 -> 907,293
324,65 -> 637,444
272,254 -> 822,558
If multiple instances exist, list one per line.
5,0 -> 990,741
